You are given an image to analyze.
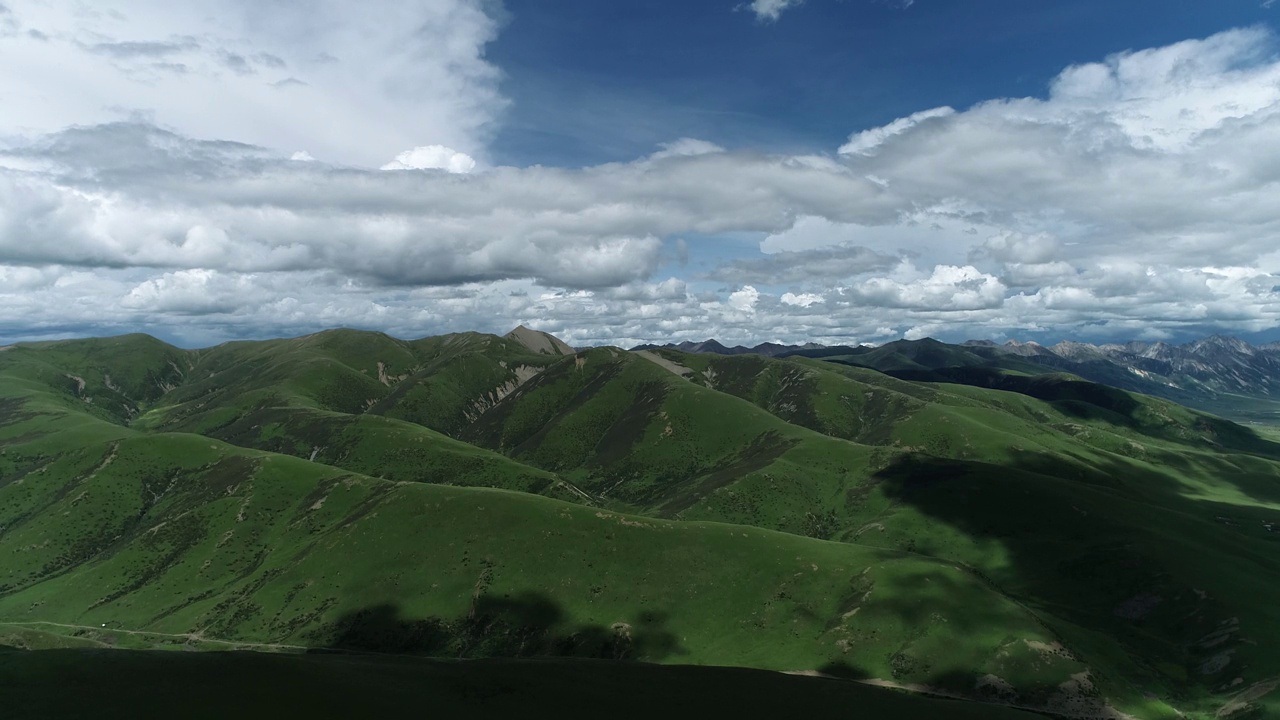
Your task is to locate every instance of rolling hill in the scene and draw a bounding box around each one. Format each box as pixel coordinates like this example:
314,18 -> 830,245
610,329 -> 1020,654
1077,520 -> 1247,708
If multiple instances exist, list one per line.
4,328 -> 1280,718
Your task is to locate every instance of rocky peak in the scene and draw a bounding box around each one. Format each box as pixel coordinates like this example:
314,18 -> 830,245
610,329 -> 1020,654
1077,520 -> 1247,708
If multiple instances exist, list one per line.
505,325 -> 575,356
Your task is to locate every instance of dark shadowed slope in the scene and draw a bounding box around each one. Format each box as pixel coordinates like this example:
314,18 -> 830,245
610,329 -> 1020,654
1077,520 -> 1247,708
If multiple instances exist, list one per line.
0,651 -> 1048,720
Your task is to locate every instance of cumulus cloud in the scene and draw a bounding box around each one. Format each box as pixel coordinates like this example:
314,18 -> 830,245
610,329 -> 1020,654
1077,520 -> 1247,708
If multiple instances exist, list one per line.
781,292 -> 822,307
381,145 -> 477,173
0,121 -> 891,289
120,269 -> 265,315
849,263 -> 1007,311
5,26 -> 1280,347
0,0 -> 504,166
728,285 -> 761,312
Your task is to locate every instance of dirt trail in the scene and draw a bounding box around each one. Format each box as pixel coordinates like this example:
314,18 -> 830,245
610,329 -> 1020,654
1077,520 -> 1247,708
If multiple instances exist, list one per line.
781,673 -> 1136,720
5,619 -> 1138,717
556,479 -> 595,503
633,350 -> 692,378
1217,677 -> 1280,718
0,621 -> 308,652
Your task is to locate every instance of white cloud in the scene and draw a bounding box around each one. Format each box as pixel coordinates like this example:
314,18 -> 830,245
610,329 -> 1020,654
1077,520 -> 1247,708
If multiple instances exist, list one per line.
758,207 -> 993,267
849,263 -> 1007,311
5,27 -> 1280,346
728,285 -> 761,312
1000,261 -> 1078,288
0,0 -> 504,167
747,0 -> 804,22
649,138 -> 726,161
381,145 -> 477,173
0,122 -> 890,289
121,268 -> 265,314
974,232 -> 1061,265
781,292 -> 822,307
711,240 -> 898,284
838,106 -> 956,156
1043,29 -> 1280,152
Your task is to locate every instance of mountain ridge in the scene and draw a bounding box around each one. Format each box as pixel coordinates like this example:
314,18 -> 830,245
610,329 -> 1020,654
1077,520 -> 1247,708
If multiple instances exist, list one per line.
635,334 -> 1280,421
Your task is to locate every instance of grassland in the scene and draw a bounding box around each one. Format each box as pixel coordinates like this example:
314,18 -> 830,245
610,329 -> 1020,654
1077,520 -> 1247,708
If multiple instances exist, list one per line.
3,329 -> 1280,718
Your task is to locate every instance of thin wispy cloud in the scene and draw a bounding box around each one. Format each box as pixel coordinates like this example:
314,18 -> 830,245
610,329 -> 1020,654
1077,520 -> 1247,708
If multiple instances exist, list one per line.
746,0 -> 804,22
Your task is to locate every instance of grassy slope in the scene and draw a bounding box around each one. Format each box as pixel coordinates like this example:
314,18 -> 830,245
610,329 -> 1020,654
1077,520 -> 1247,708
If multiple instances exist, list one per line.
0,389 -> 1092,711
129,330 -> 578,500
6,332 -> 1280,716
138,335 -> 1274,716
609,349 -> 1280,718
0,335 -> 192,424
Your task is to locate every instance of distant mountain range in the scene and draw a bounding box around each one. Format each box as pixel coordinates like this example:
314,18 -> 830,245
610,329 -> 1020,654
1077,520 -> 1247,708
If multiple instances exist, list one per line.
631,339 -> 826,357
632,335 -> 1280,421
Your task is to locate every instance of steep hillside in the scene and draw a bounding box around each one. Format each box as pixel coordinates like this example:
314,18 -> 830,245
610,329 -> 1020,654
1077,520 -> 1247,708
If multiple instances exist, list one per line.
456,347 -> 896,527
0,334 -> 193,423
128,330 -> 577,500
603,347 -> 1280,718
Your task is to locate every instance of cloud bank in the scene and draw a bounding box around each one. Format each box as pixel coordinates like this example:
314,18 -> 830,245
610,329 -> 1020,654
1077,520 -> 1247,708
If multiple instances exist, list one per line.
2,17 -> 1280,348
0,0 -> 504,166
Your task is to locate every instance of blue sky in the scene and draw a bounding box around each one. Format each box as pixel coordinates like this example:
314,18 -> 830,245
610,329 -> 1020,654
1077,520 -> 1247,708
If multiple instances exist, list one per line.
1,0 -> 1280,348
489,0 -> 1273,166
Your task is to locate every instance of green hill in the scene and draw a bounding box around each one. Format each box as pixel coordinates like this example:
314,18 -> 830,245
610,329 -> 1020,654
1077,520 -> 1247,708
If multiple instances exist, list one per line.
0,401 -> 1086,710
4,329 -> 1280,718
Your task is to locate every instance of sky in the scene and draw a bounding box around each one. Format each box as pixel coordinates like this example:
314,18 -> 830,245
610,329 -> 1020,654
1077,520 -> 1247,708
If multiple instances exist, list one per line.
2,1 -> 1280,348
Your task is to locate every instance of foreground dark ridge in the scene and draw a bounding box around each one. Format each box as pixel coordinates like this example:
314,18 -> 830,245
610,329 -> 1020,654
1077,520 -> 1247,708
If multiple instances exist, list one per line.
0,650 -> 1047,720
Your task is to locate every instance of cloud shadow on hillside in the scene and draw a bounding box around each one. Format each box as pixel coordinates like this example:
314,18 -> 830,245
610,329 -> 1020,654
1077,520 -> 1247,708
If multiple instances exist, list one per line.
870,448 -> 1280,696
311,593 -> 685,662
881,366 -> 1280,459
